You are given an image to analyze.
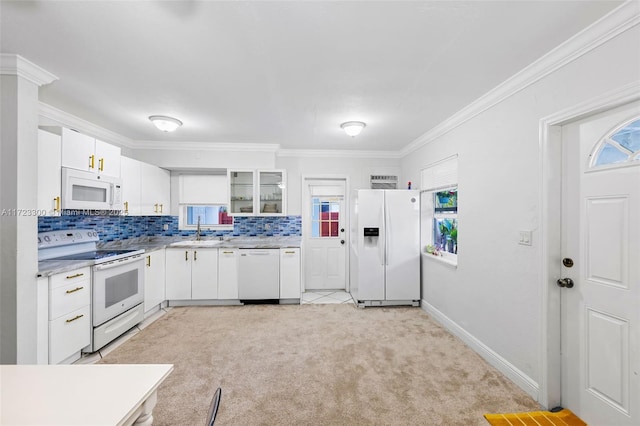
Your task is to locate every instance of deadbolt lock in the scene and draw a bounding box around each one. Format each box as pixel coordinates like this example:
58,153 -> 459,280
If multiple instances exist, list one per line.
562,258 -> 574,268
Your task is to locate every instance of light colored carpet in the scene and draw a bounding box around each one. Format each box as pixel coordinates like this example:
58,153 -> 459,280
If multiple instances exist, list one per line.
99,304 -> 540,425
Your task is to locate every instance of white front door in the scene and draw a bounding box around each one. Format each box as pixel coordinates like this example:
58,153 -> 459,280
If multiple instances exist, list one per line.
303,180 -> 347,290
561,101 -> 640,425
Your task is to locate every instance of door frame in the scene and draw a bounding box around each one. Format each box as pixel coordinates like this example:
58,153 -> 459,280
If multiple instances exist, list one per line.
301,175 -> 350,293
539,81 -> 640,409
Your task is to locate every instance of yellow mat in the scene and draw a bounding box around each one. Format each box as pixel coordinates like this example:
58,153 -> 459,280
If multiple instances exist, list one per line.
484,409 -> 587,426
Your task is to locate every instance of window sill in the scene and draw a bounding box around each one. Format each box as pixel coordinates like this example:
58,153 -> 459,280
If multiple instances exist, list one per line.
422,252 -> 457,268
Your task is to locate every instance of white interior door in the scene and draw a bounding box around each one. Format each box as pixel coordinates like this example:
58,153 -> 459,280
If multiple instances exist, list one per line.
303,180 -> 346,291
561,101 -> 640,425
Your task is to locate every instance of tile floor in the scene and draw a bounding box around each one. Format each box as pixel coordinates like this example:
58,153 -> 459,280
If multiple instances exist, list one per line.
301,290 -> 354,305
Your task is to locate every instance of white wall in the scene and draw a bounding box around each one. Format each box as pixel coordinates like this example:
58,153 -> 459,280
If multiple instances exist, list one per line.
401,22 -> 640,397
276,154 -> 401,215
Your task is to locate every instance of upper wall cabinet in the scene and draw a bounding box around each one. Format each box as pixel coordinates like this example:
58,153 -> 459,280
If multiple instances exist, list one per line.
37,129 -> 62,216
60,128 -> 121,178
140,161 -> 170,215
120,156 -> 142,215
228,169 -> 286,216
120,157 -> 170,216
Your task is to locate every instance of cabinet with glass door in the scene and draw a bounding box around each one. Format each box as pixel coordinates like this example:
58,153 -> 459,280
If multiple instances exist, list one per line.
258,170 -> 286,216
228,170 -> 255,215
228,169 -> 286,216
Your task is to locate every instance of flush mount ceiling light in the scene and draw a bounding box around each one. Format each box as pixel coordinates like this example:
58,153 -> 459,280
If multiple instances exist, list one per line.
340,121 -> 366,137
149,115 -> 183,132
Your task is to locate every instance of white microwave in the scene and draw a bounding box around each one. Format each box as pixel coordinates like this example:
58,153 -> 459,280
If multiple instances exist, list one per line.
62,167 -> 123,211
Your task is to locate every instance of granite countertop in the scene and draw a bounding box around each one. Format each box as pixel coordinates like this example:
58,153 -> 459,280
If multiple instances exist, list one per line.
38,236 -> 302,277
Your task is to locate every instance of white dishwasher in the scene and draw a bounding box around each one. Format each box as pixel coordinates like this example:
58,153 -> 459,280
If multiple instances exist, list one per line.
238,249 -> 280,300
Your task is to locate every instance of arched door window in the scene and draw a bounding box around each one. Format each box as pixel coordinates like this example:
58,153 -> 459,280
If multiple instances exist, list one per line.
590,117 -> 640,168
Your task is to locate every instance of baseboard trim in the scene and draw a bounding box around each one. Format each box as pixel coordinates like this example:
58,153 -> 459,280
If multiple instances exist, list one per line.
421,300 -> 540,402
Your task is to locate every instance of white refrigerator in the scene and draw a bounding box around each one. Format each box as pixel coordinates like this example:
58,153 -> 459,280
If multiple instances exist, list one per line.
350,189 -> 420,307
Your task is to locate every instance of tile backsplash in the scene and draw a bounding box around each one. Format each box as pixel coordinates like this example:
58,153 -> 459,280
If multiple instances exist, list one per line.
38,214 -> 302,242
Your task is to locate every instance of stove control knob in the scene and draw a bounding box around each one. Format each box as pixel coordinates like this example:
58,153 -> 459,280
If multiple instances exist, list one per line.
44,236 -> 51,242
38,237 -> 42,243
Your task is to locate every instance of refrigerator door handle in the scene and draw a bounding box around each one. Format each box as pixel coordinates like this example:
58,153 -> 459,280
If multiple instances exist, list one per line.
378,200 -> 385,266
385,199 -> 390,266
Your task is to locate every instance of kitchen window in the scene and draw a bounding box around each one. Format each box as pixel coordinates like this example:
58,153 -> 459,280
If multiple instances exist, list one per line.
179,205 -> 233,230
420,155 -> 458,266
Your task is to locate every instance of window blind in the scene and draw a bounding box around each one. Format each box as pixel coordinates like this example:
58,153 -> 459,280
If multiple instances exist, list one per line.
420,154 -> 458,192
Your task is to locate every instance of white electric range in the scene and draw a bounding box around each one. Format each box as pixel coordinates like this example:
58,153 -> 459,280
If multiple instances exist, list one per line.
38,229 -> 146,352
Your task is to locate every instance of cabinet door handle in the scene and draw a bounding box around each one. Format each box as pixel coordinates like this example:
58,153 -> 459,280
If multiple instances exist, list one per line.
54,196 -> 61,213
99,158 -> 104,171
146,255 -> 151,267
124,201 -> 129,214
185,251 -> 188,261
89,155 -> 95,169
65,286 -> 84,294
66,273 -> 84,279
154,203 -> 159,213
194,251 -> 197,261
159,204 -> 163,214
66,314 -> 84,323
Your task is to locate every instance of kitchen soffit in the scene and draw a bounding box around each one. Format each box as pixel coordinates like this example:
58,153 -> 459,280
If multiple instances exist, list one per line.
0,1 -> 623,152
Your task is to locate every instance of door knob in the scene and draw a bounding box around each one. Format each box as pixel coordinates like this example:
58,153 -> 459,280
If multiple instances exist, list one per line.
340,240 -> 345,245
557,278 -> 574,288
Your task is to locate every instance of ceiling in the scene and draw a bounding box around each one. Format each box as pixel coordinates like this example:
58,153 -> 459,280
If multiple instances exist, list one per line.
0,1 -> 623,152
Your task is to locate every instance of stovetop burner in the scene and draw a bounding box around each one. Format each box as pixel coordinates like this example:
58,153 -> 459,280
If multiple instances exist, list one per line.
52,249 -> 140,261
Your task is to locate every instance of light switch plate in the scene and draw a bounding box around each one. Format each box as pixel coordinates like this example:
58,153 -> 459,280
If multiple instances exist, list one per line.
518,230 -> 532,246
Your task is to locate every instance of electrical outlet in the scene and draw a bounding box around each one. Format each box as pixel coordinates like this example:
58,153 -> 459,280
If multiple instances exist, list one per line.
163,224 -> 169,231
265,223 -> 271,230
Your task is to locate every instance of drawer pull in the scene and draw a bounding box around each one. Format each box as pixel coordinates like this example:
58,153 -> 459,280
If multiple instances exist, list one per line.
223,251 -> 234,254
66,314 -> 84,323
65,286 -> 84,294
66,273 -> 84,279
284,251 -> 296,254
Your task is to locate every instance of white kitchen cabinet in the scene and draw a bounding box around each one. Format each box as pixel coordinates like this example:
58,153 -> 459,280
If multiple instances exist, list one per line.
140,162 -> 170,215
48,267 -> 91,364
218,249 -> 239,299
60,128 -> 121,178
228,169 -> 286,216
191,249 -> 219,299
37,129 -> 62,216
279,248 -> 301,299
120,156 -> 142,215
144,249 -> 166,313
165,248 -> 218,300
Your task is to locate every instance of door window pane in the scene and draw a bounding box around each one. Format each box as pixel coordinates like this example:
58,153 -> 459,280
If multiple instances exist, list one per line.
311,197 -> 340,238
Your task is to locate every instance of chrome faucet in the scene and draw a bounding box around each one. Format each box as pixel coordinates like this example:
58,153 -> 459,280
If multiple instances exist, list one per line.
196,216 -> 202,241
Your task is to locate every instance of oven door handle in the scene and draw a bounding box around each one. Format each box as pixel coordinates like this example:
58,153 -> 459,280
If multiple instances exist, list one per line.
93,255 -> 143,270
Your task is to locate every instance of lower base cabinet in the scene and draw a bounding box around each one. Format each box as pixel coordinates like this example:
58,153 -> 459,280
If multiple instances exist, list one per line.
144,249 -> 166,312
218,249 -> 239,299
280,248 -> 301,299
165,248 -> 218,300
47,267 -> 91,364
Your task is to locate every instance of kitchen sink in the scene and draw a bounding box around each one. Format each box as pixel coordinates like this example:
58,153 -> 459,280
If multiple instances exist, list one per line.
169,240 -> 222,247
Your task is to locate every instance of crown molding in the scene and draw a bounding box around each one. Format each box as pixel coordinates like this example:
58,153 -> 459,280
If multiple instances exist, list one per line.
39,102 -> 136,149
133,140 -> 281,153
0,54 -> 58,86
276,149 -> 402,159
400,0 -> 640,157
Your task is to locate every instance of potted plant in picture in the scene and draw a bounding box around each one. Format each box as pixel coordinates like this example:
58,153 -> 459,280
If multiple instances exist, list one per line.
438,220 -> 450,250
436,190 -> 456,207
449,226 -> 457,254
